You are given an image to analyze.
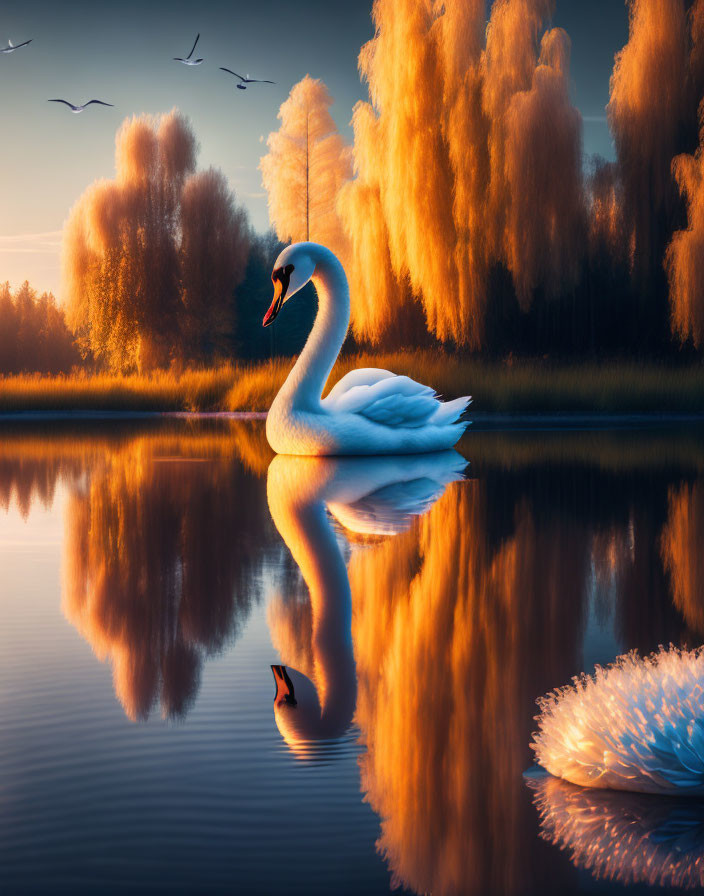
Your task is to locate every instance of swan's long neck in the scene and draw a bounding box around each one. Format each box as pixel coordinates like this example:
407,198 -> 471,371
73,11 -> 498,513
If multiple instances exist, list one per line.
279,249 -> 350,410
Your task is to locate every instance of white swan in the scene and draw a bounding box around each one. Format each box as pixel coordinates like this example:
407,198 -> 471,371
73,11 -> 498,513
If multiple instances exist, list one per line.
531,647 -> 704,795
262,242 -> 471,456
267,451 -> 466,757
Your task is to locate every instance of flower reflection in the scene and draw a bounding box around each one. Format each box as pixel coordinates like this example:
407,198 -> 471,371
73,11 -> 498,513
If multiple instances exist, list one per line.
266,452 -> 466,759
350,482 -> 587,896
62,430 -> 272,720
528,772 -> 704,889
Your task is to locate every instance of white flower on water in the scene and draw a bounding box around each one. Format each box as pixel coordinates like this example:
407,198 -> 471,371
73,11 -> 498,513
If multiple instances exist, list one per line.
532,646 -> 704,794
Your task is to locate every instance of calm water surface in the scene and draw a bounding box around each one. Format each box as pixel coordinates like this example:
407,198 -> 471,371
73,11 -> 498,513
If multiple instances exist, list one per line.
2,419 -> 704,895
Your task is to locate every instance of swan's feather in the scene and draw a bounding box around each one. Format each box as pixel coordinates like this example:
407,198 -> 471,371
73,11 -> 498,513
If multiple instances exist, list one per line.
358,393 -> 440,427
327,374 -> 436,421
429,395 -> 472,425
325,372 -> 471,430
324,368 -> 395,405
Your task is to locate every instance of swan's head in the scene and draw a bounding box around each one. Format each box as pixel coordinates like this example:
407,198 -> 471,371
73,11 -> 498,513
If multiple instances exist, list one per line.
263,243 -> 316,327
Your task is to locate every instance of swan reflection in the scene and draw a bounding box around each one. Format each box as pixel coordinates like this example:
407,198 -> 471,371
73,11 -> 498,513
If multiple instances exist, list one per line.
266,452 -> 466,758
528,772 -> 704,889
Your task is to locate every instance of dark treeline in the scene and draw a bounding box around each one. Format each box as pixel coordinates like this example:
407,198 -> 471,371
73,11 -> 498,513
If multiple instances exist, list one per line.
231,231 -> 318,361
0,281 -> 82,375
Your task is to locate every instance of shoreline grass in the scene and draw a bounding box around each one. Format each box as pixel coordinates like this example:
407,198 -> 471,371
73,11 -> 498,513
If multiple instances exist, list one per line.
1,352 -> 704,415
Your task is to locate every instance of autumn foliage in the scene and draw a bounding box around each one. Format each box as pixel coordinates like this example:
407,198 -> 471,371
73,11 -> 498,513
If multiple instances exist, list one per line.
259,1 -> 704,356
0,280 -> 80,374
62,110 -> 250,371
260,76 -> 352,252
13,1 -> 704,369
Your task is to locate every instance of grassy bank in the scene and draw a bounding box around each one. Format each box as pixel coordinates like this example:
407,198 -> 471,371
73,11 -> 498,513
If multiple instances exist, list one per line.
1,352 -> 704,414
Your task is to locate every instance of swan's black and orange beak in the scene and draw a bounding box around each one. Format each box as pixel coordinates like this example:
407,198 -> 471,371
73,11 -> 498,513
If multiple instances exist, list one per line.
263,264 -> 295,327
271,664 -> 297,706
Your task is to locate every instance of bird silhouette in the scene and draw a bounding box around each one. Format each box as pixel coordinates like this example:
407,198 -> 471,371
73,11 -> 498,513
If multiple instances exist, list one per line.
174,34 -> 203,66
219,68 -> 275,89
1,38 -> 32,54
48,99 -> 114,114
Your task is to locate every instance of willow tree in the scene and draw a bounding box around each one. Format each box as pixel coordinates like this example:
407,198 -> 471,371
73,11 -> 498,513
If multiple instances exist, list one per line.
260,76 -> 352,255
666,117 -> 704,347
62,109 -> 250,371
337,0 -> 585,349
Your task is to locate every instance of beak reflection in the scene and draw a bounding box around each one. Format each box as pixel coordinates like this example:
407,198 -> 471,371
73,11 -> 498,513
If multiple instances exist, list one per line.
272,664 -> 297,706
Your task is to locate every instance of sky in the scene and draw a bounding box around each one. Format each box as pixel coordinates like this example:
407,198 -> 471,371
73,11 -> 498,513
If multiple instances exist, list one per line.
0,0 -> 628,298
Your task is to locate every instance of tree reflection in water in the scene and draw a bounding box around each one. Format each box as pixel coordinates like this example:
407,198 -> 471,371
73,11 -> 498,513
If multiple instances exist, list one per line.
59,424 -> 274,720
346,447 -> 704,895
3,424 -> 704,893
350,480 -> 587,895
662,480 -> 704,636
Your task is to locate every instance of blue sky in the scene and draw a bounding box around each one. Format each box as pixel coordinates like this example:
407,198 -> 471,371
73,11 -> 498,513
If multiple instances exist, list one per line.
0,0 -> 628,297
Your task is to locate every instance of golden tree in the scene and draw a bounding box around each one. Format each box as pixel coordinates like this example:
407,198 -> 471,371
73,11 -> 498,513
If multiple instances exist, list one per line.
666,114 -> 704,347
260,76 -> 352,254
338,0 -> 585,348
62,110 -> 250,371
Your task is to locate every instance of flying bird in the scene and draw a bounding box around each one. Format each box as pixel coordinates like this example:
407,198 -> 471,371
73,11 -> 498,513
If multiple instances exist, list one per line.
174,34 -> 203,65
1,38 -> 32,54
48,99 -> 114,114
219,68 -> 275,89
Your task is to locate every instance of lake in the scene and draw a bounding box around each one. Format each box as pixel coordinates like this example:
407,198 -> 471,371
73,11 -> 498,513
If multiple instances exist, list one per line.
2,417 -> 704,895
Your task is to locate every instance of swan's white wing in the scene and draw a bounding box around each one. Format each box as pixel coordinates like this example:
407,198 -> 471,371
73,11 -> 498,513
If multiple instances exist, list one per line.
330,374 -> 464,429
324,369 -> 471,430
328,374 -> 436,423
324,368 -> 395,406
359,393 -> 440,428
428,395 -> 472,425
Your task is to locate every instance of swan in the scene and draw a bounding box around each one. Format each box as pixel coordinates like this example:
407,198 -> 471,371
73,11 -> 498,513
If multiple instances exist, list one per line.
527,771 -> 704,889
262,242 -> 472,456
531,646 -> 704,795
267,451 -> 466,757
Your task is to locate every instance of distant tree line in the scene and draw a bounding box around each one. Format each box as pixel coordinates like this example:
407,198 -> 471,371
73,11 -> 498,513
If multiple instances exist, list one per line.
0,281 -> 81,374
24,0 -> 704,379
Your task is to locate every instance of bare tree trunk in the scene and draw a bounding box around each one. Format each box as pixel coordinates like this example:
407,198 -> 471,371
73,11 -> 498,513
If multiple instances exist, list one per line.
305,111 -> 310,242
